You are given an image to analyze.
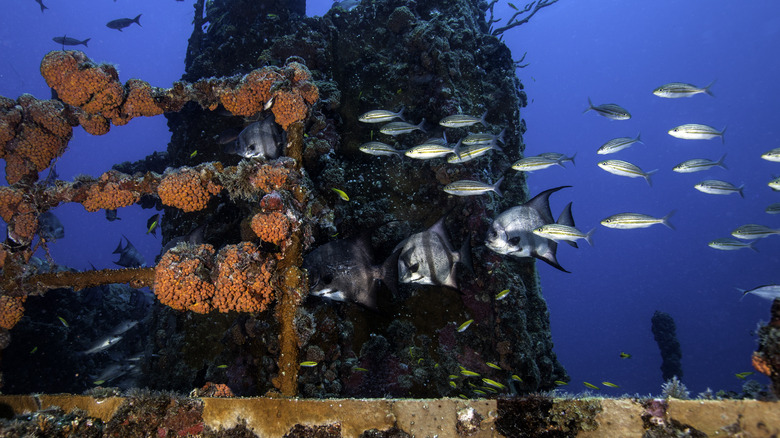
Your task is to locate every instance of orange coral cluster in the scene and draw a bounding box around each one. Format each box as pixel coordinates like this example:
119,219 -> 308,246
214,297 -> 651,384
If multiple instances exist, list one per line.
0,295 -> 26,330
155,244 -> 218,314
1,94 -> 73,184
80,173 -> 140,212
251,211 -> 292,247
270,62 -> 319,130
213,242 -> 275,313
116,79 -> 165,124
158,167 -> 223,213
218,69 -> 281,117
0,186 -> 38,243
194,382 -> 234,398
40,50 -> 124,120
249,162 -> 292,193
154,242 -> 276,314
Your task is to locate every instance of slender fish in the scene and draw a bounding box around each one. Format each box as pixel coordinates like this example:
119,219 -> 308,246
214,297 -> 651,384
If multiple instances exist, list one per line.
707,238 -> 757,252
380,119 -> 426,136
597,134 -> 643,155
359,141 -> 405,157
358,107 -> 405,124
738,285 -> 780,301
443,177 -> 503,197
601,211 -> 675,230
440,110 -> 488,128
533,224 -> 594,246
536,152 -> 576,166
511,156 -> 565,172
652,81 -> 715,98
761,148 -> 780,162
583,97 -> 631,120
462,128 -> 505,145
731,224 -> 780,240
597,160 -> 657,186
668,124 -> 725,143
694,180 -> 744,197
673,154 -> 727,173
447,141 -> 501,163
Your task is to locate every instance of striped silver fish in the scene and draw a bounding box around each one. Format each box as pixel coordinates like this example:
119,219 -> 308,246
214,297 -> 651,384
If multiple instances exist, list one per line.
358,107 -> 405,124
462,128 -> 505,145
708,238 -> 757,252
597,134 -> 643,155
731,224 -> 780,240
766,203 -> 780,214
583,97 -> 631,120
668,124 -> 725,143
511,156 -> 565,172
405,143 -> 457,159
600,211 -> 675,230
359,141 -> 404,157
672,154 -> 727,173
533,224 -> 594,246
447,141 -> 501,164
769,177 -> 780,191
739,285 -> 780,301
652,82 -> 715,98
537,152 -> 576,166
380,119 -> 426,136
597,160 -> 657,186
761,147 -> 780,162
439,111 -> 487,128
443,177 -> 503,197
694,180 -> 743,197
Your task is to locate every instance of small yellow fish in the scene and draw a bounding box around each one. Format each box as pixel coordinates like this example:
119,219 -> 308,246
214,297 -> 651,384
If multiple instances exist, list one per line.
30,346 -> 38,354
459,394 -> 468,399
457,319 -> 474,332
299,361 -> 318,367
486,362 -> 502,370
735,372 -> 754,379
353,367 -> 368,372
190,150 -> 198,158
482,378 -> 506,390
217,364 -> 228,369
481,386 -> 498,393
57,316 -> 69,327
511,375 -> 523,382
331,188 -> 349,201
602,381 -> 619,388
554,380 -> 568,386
583,382 -> 600,390
93,380 -> 106,385
496,289 -> 510,300
473,389 -> 487,396
417,358 -> 424,364
460,369 -> 480,377
449,381 -> 457,388
266,13 -> 279,19
449,374 -> 459,380
620,352 -> 631,359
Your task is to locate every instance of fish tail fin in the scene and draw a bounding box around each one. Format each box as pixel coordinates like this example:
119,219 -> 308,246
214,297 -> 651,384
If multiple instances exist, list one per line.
556,157 -> 567,168
585,228 -> 595,247
417,118 -> 427,133
491,138 -> 504,154
584,97 -> 594,113
717,153 -> 728,170
644,169 -> 658,187
636,132 -> 643,144
82,38 -> 91,47
568,152 -> 577,167
496,127 -> 506,144
738,184 -> 745,198
720,126 -> 727,144
135,14 -> 142,26
704,80 -> 716,97
748,240 -> 759,253
492,176 -> 505,198
736,287 -> 748,301
480,110 -> 488,126
397,105 -> 406,121
662,210 -> 676,230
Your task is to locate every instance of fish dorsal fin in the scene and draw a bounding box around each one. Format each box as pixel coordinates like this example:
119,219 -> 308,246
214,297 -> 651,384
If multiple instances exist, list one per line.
429,215 -> 455,252
533,241 -> 570,273
112,239 -> 125,254
121,234 -> 137,252
525,186 -> 571,225
557,202 -> 578,248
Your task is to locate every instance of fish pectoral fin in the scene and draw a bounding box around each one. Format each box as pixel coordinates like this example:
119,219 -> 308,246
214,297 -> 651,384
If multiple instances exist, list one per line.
533,248 -> 570,273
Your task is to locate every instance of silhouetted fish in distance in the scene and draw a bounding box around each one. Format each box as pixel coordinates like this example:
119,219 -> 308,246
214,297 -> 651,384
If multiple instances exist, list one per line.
38,211 -> 64,242
53,36 -> 90,48
485,186 -> 576,272
105,209 -> 121,221
107,14 -> 142,31
34,0 -> 47,12
395,216 -> 472,289
113,235 -> 146,268
303,232 -> 398,310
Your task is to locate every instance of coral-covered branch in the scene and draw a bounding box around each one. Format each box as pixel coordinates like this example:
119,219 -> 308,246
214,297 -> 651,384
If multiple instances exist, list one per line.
28,267 -> 155,293
490,0 -> 560,36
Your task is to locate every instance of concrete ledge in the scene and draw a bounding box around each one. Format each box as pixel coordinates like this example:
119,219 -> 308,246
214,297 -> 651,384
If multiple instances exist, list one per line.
0,395 -> 777,437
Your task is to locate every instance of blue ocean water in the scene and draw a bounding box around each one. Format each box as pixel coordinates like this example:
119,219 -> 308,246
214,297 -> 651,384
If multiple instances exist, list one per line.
0,0 -> 778,398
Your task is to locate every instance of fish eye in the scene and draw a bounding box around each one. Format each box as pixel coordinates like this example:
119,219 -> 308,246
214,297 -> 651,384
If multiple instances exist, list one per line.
488,230 -> 497,239
322,274 -> 333,285
409,263 -> 419,273
508,236 -> 521,246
